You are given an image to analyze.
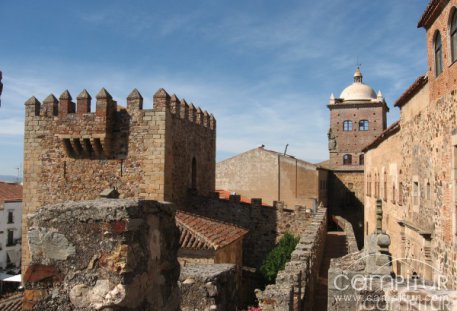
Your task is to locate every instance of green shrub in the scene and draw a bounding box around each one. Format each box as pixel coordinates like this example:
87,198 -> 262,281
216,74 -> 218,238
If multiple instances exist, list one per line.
259,232 -> 300,283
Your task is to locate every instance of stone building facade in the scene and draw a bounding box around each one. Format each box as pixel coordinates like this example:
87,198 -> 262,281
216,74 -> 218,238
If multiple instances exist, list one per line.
22,87 -> 215,271
364,0 -> 457,289
216,146 -> 328,208
0,182 -> 22,273
327,68 -> 389,247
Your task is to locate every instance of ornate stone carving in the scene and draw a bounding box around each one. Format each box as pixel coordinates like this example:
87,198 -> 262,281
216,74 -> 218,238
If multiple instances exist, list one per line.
328,128 -> 337,151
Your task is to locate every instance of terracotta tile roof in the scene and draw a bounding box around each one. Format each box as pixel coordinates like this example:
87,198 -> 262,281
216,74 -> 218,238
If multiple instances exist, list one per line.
216,190 -> 270,206
417,0 -> 449,29
176,211 -> 248,250
362,120 -> 400,152
0,293 -> 22,311
394,75 -> 428,108
0,182 -> 22,202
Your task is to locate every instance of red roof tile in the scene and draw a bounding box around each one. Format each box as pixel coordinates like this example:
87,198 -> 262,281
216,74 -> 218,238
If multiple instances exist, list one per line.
394,75 -> 428,108
176,211 -> 248,250
0,182 -> 22,202
0,293 -> 22,311
216,190 -> 270,206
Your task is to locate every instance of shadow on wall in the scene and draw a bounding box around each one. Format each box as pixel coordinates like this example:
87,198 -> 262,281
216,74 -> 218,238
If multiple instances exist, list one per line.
327,172 -> 364,250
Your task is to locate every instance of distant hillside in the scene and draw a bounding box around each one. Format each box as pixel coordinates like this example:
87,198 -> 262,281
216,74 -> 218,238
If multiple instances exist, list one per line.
0,175 -> 21,183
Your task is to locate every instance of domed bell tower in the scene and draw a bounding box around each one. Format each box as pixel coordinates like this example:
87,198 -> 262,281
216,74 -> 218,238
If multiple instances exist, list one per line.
328,67 -> 388,170
327,67 -> 389,248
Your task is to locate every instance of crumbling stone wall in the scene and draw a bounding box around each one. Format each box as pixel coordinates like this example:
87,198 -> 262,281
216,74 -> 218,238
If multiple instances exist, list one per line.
23,87 -> 215,271
23,199 -> 180,310
185,195 -> 317,269
256,207 -> 327,310
179,264 -> 238,311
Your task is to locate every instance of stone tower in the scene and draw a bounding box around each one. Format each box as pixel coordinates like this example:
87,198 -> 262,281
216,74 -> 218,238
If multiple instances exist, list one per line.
328,67 -> 388,169
327,67 -> 389,247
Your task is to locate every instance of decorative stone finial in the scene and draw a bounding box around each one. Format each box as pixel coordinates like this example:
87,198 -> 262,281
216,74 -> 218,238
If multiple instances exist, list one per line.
153,88 -> 170,99
25,96 -> 40,106
127,88 -> 143,100
77,89 -> 92,100
376,199 -> 383,233
96,88 -> 112,99
43,94 -> 58,104
59,90 -> 72,100
354,66 -> 363,83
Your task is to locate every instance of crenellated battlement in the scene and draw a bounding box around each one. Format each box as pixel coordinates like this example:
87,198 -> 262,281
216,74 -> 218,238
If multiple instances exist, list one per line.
24,87 -> 216,159
26,87 -> 216,130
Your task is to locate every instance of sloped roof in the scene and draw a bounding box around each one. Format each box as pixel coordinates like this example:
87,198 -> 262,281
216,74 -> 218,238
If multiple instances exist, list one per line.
417,0 -> 449,29
363,121 -> 400,152
260,147 -> 318,168
394,75 -> 428,108
0,182 -> 22,202
176,211 -> 248,250
0,293 -> 22,311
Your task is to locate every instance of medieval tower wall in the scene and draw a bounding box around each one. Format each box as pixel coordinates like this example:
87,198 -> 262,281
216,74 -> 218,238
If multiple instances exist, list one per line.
22,87 -> 215,270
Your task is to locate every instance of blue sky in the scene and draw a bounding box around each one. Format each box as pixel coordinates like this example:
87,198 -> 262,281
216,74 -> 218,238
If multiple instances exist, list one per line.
0,0 -> 426,176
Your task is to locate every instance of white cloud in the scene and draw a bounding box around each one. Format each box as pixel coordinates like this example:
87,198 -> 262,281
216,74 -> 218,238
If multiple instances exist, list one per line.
0,119 -> 23,135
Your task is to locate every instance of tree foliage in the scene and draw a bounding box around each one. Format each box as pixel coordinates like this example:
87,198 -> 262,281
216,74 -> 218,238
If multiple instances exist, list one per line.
259,232 -> 300,283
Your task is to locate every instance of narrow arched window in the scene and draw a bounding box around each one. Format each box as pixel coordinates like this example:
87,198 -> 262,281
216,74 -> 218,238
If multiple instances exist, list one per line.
451,10 -> 457,62
359,154 -> 364,165
359,120 -> 369,131
191,157 -> 197,190
343,154 -> 352,165
435,31 -> 443,76
343,120 -> 352,131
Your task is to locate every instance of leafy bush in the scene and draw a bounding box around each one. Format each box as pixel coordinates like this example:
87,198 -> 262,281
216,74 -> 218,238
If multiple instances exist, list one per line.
260,232 -> 300,283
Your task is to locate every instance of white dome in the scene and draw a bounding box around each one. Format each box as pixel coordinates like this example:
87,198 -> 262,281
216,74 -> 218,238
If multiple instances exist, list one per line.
340,82 -> 377,100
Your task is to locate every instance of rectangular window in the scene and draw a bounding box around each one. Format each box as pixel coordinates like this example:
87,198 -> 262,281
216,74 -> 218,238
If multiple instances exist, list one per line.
384,180 -> 387,201
7,211 -> 13,224
359,120 -> 369,131
427,182 -> 431,200
392,184 -> 396,204
7,230 -> 14,247
413,181 -> 419,206
399,182 -> 403,206
343,120 -> 353,131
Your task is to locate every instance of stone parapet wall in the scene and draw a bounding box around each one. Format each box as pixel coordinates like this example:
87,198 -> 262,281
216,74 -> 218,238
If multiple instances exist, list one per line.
179,264 -> 238,311
256,207 -> 327,310
332,215 -> 359,254
185,195 -> 318,269
23,199 -> 180,311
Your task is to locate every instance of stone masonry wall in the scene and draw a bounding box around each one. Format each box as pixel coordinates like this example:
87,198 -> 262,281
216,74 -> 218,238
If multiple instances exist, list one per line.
329,104 -> 387,170
185,195 -> 317,269
23,87 -> 215,272
179,264 -> 238,311
216,147 -> 324,209
256,207 -> 327,310
22,199 -> 180,310
365,84 -> 457,288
